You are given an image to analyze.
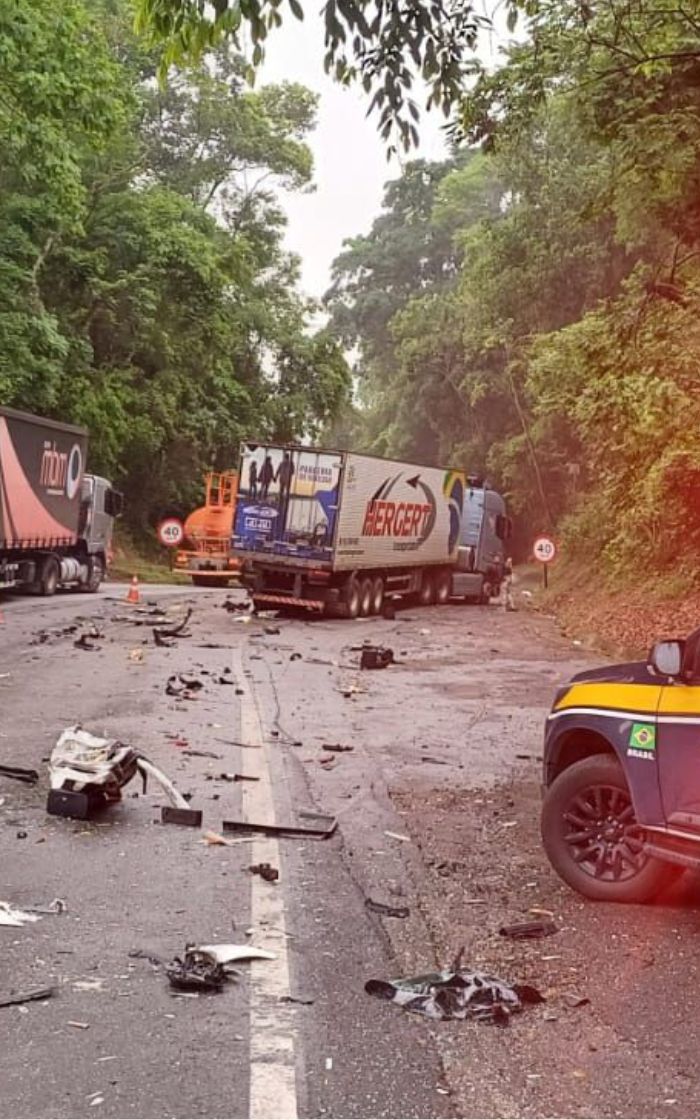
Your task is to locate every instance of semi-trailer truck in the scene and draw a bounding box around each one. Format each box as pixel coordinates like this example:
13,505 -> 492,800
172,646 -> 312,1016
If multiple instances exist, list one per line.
232,442 -> 510,616
0,407 -> 123,595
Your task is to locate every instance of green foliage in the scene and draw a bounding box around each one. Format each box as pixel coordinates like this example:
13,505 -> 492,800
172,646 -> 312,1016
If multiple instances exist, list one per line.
0,0 -> 350,536
328,0 -> 700,578
135,0 -> 499,152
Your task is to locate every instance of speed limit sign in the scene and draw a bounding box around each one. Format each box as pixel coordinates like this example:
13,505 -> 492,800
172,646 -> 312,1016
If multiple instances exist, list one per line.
157,518 -> 184,548
533,535 -> 557,564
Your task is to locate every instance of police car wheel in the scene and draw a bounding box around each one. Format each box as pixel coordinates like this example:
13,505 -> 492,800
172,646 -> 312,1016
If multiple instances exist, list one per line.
541,754 -> 680,903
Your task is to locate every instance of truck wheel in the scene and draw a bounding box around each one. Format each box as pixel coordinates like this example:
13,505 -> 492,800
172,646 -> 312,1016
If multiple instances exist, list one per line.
418,573 -> 435,607
39,556 -> 60,596
85,556 -> 104,593
370,576 -> 384,616
339,577 -> 360,620
541,754 -> 680,903
434,570 -> 451,605
359,577 -> 373,617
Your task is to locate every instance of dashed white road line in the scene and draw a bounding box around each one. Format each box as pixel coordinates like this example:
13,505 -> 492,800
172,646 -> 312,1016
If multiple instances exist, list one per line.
234,649 -> 299,1120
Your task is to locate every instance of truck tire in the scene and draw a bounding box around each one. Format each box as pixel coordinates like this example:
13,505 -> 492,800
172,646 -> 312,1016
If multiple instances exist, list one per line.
359,577 -> 373,617
85,556 -> 104,593
541,754 -> 681,903
336,576 -> 360,620
39,556 -> 60,597
370,576 -> 384,616
434,570 -> 451,605
418,572 -> 435,607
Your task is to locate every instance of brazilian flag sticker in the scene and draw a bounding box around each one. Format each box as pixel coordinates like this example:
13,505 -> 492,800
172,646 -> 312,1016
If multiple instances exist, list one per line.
629,723 -> 656,751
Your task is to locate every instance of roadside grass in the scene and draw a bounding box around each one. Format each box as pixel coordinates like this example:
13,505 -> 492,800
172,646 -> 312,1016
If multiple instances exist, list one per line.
109,527 -> 190,585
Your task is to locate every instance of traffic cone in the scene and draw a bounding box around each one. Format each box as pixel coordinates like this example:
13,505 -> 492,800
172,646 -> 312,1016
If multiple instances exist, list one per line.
126,575 -> 140,605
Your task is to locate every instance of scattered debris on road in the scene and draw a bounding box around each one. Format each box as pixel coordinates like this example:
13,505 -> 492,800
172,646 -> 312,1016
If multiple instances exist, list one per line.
384,830 -> 411,843
365,898 -> 410,919
200,830 -> 255,847
0,987 -> 55,1009
222,812 -> 337,840
152,608 -> 193,647
0,901 -> 41,927
499,920 -> 558,940
195,943 -> 276,964
166,947 -> 227,992
0,763 -> 39,785
47,726 -> 194,822
360,645 -> 394,670
74,627 -> 104,651
161,806 -> 203,827
249,862 -> 279,882
321,743 -> 354,753
208,772 -> 259,783
365,950 -> 544,1023
181,749 -> 222,759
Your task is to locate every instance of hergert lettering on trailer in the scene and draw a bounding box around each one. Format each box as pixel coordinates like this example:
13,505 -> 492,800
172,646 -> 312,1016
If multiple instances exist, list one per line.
362,499 -> 432,538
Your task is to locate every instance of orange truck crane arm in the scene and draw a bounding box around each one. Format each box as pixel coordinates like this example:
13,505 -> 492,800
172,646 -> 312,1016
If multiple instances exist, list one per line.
173,471 -> 241,587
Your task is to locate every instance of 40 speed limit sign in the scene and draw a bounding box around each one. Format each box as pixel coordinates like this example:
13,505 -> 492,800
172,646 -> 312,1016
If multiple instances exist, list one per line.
533,535 -> 557,564
157,518 -> 185,548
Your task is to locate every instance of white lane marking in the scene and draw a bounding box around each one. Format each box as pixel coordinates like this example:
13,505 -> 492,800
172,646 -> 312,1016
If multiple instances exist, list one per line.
234,650 -> 298,1120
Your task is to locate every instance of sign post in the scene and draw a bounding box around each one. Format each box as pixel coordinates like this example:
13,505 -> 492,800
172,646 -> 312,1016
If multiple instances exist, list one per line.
532,534 -> 557,589
157,518 -> 184,571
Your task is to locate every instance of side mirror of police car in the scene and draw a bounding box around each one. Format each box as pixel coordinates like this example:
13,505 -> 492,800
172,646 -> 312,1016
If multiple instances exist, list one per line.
649,639 -> 684,678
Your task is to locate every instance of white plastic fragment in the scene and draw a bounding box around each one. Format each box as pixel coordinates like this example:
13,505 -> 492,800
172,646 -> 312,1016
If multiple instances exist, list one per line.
195,944 -> 276,964
0,901 -> 41,927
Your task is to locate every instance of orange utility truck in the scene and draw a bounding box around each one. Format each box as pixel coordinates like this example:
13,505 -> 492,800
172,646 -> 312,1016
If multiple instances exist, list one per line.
173,471 -> 240,587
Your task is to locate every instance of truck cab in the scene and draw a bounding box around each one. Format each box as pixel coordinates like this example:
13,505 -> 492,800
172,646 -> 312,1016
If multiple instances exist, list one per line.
450,478 -> 511,603
541,627 -> 700,903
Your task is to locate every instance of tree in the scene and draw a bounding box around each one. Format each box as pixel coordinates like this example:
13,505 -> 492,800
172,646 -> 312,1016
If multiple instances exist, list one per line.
135,0 -> 497,151
0,0 -> 350,534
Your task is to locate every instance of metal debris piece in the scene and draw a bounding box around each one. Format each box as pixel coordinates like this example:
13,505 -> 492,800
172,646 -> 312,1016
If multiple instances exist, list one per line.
321,743 -> 354,753
365,898 -> 410,919
0,764 -> 39,785
166,948 -> 227,992
222,814 -> 337,840
360,645 -> 394,670
161,806 -> 203,827
153,609 -> 193,646
499,920 -> 558,941
0,987 -> 54,1009
249,862 -> 279,882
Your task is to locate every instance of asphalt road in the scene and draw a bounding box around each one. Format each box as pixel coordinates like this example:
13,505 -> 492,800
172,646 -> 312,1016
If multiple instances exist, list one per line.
2,584 -> 698,1119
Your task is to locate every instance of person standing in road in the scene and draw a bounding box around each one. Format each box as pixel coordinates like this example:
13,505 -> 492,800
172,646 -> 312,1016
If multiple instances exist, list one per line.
259,454 -> 274,499
501,557 -> 516,612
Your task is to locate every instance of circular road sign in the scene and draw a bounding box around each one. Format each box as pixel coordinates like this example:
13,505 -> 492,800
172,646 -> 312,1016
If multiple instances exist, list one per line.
157,518 -> 185,548
533,535 -> 557,564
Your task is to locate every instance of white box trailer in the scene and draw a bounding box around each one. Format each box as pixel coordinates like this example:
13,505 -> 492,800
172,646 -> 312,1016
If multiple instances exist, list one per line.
232,442 -> 508,616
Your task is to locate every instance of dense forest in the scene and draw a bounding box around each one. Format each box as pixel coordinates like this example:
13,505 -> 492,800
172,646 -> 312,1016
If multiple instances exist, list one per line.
326,0 -> 700,580
0,0 -> 350,532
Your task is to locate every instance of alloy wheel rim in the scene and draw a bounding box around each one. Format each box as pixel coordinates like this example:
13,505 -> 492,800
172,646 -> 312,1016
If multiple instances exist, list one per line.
562,782 -> 648,882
